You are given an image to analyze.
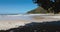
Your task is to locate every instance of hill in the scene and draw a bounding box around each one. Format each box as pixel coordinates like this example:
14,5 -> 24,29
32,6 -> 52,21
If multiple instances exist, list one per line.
27,7 -> 49,14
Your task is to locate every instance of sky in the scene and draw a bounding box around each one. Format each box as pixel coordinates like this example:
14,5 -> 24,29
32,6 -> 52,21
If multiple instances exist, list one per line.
0,0 -> 37,14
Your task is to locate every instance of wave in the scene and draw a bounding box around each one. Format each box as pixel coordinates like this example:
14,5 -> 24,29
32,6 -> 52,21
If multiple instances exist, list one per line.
0,14 -> 53,17
0,14 -> 60,20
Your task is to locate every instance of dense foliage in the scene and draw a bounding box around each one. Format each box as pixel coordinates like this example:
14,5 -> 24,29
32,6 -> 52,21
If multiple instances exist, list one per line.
33,0 -> 60,14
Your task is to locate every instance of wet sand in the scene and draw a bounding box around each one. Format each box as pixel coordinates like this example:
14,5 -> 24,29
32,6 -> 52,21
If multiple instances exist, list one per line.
0,14 -> 60,30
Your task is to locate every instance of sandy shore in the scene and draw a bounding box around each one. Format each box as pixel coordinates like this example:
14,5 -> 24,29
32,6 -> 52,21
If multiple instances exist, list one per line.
0,14 -> 60,30
0,20 -> 32,30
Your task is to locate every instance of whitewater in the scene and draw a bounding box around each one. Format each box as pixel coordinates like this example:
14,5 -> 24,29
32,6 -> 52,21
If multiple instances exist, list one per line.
0,14 -> 60,30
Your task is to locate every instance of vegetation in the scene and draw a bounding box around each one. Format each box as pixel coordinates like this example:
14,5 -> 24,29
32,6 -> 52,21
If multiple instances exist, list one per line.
27,7 -> 50,14
28,0 -> 60,14
0,21 -> 60,32
32,0 -> 60,14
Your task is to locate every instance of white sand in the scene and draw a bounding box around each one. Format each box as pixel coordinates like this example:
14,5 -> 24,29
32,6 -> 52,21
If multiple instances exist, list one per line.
0,14 -> 60,30
0,20 -> 31,30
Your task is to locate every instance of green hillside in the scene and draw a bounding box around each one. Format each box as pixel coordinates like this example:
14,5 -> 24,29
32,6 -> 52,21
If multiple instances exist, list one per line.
27,7 -> 49,14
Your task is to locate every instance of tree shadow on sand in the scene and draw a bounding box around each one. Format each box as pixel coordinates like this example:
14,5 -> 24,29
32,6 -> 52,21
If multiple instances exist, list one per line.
1,21 -> 60,32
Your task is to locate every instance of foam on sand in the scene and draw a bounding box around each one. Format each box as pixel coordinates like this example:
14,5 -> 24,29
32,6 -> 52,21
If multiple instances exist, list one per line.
0,14 -> 60,30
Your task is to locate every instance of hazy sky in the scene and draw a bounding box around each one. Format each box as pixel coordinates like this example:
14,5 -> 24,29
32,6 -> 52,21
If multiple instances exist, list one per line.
0,0 -> 37,14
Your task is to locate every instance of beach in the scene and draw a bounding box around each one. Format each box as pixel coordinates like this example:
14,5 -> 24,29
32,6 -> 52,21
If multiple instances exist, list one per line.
0,14 -> 60,30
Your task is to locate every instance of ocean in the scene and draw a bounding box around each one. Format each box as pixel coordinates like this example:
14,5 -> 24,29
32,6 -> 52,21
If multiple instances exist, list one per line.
0,14 -> 50,20
0,14 -> 60,30
0,14 -> 60,21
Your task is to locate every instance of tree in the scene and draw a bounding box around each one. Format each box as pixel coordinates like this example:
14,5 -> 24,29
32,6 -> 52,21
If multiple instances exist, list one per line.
32,0 -> 60,14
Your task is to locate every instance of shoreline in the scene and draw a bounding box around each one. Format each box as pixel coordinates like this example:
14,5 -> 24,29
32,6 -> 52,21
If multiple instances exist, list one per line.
0,14 -> 60,30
